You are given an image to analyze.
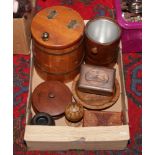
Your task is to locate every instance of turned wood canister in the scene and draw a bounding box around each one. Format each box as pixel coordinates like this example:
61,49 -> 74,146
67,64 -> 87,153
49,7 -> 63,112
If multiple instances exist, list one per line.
31,6 -> 85,82
84,17 -> 121,67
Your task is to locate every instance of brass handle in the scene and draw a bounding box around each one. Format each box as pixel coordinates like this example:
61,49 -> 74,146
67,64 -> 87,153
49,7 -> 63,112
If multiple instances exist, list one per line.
42,32 -> 49,41
47,10 -> 57,19
91,47 -> 98,55
67,20 -> 77,29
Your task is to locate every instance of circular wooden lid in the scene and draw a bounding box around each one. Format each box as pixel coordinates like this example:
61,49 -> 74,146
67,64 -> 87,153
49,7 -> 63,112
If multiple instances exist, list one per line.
31,6 -> 84,49
32,81 -> 72,116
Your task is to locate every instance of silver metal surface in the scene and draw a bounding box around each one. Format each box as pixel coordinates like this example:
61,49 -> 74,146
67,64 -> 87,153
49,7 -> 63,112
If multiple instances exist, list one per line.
127,0 -> 142,3
86,19 -> 121,44
127,0 -> 142,14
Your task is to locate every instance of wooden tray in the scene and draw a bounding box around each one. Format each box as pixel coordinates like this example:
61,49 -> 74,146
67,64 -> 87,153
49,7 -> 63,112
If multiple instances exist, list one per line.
72,76 -> 120,110
24,21 -> 129,151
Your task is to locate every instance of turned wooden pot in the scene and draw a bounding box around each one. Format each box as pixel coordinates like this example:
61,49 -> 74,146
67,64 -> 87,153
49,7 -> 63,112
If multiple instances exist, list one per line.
31,6 -> 85,83
84,16 -> 121,67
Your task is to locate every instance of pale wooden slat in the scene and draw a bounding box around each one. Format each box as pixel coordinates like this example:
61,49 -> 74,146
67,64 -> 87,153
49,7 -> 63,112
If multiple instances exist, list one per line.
27,140 -> 128,151
25,125 -> 129,150
25,125 -> 129,142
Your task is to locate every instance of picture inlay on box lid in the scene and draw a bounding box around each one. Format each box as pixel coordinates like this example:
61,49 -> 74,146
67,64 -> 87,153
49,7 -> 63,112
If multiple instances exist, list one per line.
31,6 -> 84,49
32,81 -> 72,117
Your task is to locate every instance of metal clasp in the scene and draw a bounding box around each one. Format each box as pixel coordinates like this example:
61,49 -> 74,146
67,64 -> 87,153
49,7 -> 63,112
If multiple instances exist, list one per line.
47,10 -> 57,19
67,20 -> 77,29
42,32 -> 49,41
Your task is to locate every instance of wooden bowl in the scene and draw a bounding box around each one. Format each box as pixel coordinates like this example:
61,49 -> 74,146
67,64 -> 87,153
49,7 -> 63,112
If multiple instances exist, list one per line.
72,75 -> 120,110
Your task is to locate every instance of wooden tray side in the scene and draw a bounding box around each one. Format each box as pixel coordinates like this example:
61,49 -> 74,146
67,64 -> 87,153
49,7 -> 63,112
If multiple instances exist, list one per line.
25,51 -> 33,124
25,125 -> 129,150
117,49 -> 129,124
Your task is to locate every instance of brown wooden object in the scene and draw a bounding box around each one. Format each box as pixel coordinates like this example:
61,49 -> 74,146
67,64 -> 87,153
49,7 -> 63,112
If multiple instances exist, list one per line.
31,6 -> 85,82
84,16 -> 121,67
65,102 -> 84,123
83,110 -> 123,126
72,75 -> 120,110
78,64 -> 116,95
32,81 -> 72,117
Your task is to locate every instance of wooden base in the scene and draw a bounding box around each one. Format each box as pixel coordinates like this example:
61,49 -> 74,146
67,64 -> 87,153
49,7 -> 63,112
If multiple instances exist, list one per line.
65,118 -> 83,127
85,56 -> 117,68
72,75 -> 120,110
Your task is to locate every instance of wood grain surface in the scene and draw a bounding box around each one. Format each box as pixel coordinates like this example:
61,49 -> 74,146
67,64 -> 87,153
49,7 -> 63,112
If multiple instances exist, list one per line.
83,110 -> 123,126
32,81 -> 72,116
31,6 -> 85,82
31,6 -> 84,49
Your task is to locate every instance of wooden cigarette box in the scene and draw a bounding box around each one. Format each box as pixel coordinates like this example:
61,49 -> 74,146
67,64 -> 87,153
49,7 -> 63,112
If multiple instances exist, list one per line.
78,64 -> 116,95
24,21 -> 130,151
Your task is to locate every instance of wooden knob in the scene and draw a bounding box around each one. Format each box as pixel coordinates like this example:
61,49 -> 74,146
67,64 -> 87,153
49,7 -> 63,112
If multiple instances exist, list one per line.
91,47 -> 98,55
42,32 -> 49,41
65,102 -> 84,123
32,81 -> 72,117
48,92 -> 55,98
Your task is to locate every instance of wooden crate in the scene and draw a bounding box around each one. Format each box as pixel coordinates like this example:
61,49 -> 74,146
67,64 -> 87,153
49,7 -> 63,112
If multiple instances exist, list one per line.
13,0 -> 36,55
24,20 -> 130,151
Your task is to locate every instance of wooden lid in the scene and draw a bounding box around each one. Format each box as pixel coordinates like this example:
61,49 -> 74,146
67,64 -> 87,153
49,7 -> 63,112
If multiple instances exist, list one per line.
31,6 -> 84,49
32,81 -> 72,116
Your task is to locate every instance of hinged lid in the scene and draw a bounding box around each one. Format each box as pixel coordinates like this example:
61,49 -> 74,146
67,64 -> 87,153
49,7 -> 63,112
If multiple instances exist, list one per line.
32,81 -> 72,116
78,64 -> 116,94
31,6 -> 84,49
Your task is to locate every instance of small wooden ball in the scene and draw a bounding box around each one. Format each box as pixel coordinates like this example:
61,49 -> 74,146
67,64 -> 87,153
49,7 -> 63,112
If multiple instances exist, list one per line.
65,102 -> 84,123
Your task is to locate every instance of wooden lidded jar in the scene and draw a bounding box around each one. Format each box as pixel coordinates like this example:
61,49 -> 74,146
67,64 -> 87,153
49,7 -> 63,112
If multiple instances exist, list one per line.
31,6 -> 85,83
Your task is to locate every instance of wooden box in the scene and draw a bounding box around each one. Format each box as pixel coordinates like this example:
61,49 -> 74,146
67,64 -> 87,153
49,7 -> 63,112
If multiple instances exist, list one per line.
78,64 -> 116,95
24,21 -> 130,151
13,0 -> 36,55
